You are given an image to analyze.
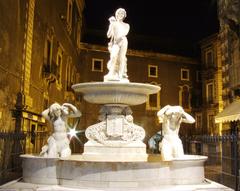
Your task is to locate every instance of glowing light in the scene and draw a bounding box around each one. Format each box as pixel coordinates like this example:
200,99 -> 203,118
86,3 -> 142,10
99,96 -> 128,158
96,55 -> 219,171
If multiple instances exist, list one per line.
68,127 -> 79,140
67,120 -> 84,143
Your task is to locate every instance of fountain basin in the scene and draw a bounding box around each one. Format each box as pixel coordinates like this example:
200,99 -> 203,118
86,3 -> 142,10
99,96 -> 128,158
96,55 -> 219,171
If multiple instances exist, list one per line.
21,154 -> 207,188
72,82 -> 160,105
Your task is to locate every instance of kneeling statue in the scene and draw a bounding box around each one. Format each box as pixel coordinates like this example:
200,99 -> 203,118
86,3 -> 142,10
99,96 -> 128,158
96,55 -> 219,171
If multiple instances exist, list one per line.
40,103 -> 81,158
157,105 -> 195,161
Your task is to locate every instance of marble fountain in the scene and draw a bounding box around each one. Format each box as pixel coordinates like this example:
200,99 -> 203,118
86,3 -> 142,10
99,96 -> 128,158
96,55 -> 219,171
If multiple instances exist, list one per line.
14,8 -> 232,191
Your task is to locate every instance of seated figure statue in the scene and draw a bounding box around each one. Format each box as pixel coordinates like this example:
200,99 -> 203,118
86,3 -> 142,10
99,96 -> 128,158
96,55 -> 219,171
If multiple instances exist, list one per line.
157,105 -> 195,161
40,103 -> 81,158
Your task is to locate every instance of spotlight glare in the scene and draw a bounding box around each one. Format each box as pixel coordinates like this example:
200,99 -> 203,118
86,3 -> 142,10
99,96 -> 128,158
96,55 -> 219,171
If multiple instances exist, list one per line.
68,127 -> 79,140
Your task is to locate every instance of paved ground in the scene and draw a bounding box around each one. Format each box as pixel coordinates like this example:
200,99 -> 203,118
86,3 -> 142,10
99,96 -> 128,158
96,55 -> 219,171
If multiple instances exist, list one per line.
0,178 -> 233,191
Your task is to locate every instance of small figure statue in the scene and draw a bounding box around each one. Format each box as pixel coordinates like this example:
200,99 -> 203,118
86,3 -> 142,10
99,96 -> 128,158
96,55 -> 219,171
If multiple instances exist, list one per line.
157,105 -> 195,161
40,103 -> 81,158
104,8 -> 130,82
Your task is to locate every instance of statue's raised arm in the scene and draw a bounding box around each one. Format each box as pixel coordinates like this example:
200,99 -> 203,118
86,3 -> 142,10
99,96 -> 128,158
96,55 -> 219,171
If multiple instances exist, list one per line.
62,103 -> 82,118
104,8 -> 130,83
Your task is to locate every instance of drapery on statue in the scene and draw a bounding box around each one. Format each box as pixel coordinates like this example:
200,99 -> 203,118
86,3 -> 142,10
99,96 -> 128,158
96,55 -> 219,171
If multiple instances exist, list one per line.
104,8 -> 130,82
40,103 -> 81,158
157,105 -> 195,161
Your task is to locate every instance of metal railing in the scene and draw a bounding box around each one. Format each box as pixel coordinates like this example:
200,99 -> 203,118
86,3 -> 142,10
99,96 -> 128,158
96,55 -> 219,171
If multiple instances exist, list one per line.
0,131 -> 26,185
182,133 -> 239,191
0,130 -> 50,185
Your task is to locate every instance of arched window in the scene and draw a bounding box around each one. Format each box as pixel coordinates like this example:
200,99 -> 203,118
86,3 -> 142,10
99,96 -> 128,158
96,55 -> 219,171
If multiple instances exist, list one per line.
179,85 -> 191,110
146,82 -> 161,110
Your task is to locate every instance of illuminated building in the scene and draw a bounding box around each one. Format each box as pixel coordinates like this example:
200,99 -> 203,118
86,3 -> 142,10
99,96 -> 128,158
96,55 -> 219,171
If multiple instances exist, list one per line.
0,0 -> 84,153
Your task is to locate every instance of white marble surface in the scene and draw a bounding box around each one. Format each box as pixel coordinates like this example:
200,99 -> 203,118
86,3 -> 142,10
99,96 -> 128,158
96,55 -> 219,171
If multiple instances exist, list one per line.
82,140 -> 148,161
20,154 -> 210,188
21,155 -> 59,185
72,82 -> 160,105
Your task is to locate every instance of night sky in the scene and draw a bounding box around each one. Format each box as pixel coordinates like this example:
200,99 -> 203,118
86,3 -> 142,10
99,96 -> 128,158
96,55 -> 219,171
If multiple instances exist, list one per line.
82,0 -> 219,57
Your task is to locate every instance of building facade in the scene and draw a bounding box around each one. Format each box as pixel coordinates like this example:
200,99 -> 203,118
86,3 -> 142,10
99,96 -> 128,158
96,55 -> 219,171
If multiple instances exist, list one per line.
199,34 -> 223,135
218,0 -> 240,106
0,0 -> 84,155
215,0 -> 240,134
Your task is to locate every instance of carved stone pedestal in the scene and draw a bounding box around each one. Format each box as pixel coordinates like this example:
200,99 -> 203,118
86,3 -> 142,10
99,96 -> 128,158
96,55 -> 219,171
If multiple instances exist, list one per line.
83,141 -> 147,161
83,104 -> 147,161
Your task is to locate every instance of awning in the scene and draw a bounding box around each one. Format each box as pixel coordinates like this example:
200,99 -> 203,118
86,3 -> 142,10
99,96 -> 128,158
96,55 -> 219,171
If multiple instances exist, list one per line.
215,99 -> 240,123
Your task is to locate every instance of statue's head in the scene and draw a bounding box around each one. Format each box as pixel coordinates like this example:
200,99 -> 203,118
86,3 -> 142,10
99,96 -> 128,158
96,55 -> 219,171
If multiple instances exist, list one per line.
157,105 -> 184,122
49,103 -> 62,118
115,8 -> 126,20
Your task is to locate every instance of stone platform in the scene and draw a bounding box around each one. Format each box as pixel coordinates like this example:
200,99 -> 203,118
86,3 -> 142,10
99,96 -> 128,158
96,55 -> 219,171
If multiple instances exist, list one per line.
0,178 -> 233,191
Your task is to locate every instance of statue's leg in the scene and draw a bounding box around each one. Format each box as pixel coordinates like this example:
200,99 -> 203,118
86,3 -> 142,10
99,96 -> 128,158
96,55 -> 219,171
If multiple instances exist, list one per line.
108,45 -> 120,77
160,138 -> 173,161
60,138 -> 71,158
47,136 -> 58,157
118,41 -> 128,78
173,137 -> 184,158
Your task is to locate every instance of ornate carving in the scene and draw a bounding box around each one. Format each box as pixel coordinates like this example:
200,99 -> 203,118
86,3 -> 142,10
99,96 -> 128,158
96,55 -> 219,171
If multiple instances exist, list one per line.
85,105 -> 145,146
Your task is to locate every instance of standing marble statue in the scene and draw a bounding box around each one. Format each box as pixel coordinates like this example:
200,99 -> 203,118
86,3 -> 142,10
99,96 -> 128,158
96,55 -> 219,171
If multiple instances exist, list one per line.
157,105 -> 195,161
40,103 -> 81,158
104,8 -> 130,82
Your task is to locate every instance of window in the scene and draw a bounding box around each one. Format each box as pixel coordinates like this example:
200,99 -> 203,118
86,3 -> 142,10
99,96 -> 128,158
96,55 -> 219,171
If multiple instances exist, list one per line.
66,56 -> 72,91
148,65 -> 158,78
92,58 -> 103,72
181,69 -> 189,81
46,40 -> 52,66
179,85 -> 191,110
196,71 -> 201,82
146,82 -> 160,110
195,113 -> 202,129
56,44 -> 64,90
205,49 -> 214,68
206,82 -> 214,104
182,86 -> 190,109
66,0 -> 73,33
43,29 -> 53,74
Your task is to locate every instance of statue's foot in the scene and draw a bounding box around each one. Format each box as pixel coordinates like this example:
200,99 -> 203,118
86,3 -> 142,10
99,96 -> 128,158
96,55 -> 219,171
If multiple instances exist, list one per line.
104,73 -> 120,82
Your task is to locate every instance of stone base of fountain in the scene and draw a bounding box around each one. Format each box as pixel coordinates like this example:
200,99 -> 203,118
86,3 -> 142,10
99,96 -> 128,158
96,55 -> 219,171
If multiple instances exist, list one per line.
20,154 -> 208,188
